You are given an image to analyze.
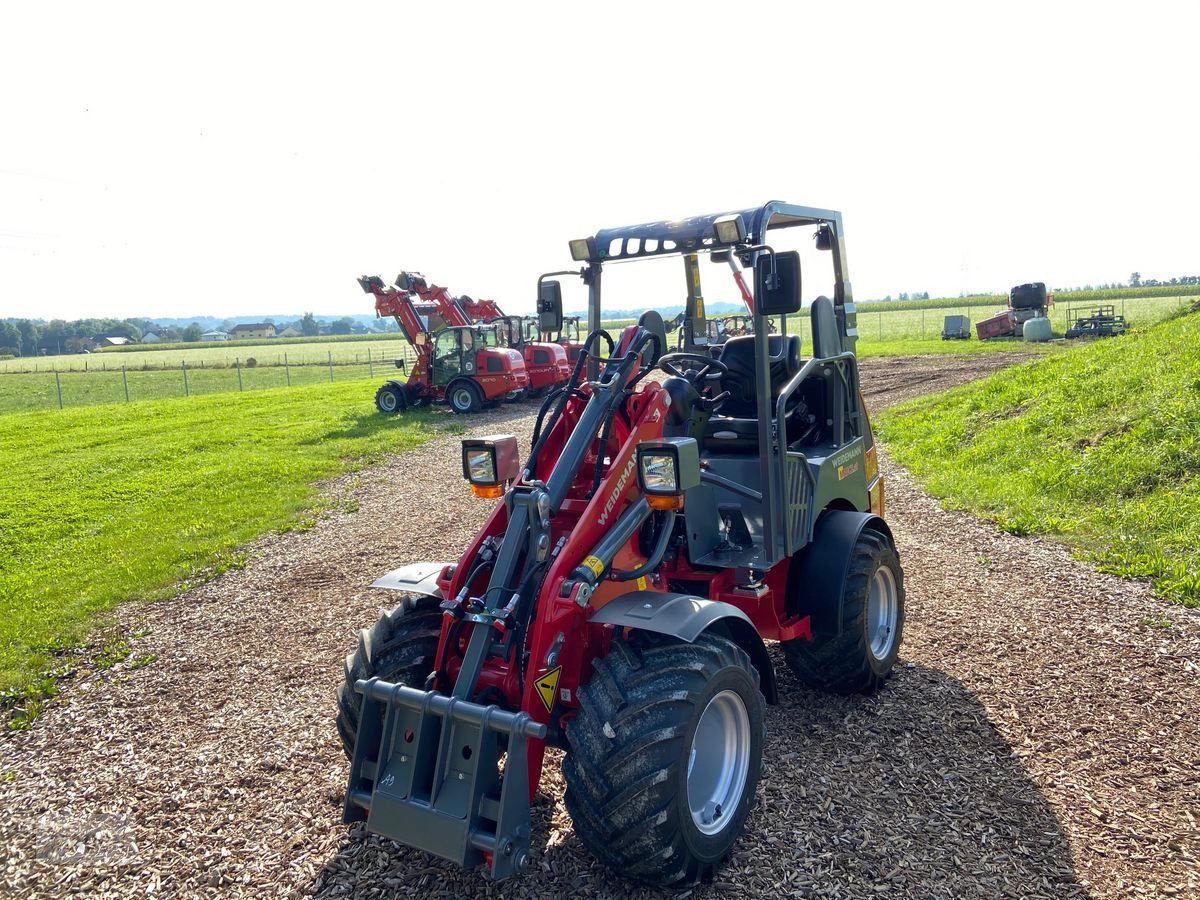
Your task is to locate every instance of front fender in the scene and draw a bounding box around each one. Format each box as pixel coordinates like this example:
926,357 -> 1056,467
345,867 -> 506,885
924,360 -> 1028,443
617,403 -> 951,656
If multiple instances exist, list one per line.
370,562 -> 453,599
590,591 -> 778,703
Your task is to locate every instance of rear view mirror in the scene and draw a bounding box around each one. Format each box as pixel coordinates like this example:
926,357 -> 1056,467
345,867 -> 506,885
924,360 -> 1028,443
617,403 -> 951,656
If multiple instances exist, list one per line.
755,250 -> 801,315
538,280 -> 563,333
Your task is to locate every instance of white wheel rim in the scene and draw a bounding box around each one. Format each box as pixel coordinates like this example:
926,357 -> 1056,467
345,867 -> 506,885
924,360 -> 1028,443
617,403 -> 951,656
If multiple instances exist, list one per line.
687,689 -> 751,835
452,388 -> 471,410
866,565 -> 899,661
379,391 -> 397,412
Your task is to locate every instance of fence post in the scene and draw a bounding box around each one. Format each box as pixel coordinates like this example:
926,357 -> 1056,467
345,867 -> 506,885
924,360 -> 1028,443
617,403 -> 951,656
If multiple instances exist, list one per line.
328,350 -> 334,383
368,347 -> 374,377
182,361 -> 190,397
879,311 -> 883,340
236,357 -> 243,391
921,308 -> 925,338
55,370 -> 63,409
122,365 -> 130,402
285,353 -> 291,386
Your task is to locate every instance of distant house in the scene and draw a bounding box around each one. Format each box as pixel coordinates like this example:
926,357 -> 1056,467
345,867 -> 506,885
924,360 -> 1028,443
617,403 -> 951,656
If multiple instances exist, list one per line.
201,330 -> 230,342
94,336 -> 134,347
142,332 -> 162,343
277,325 -> 301,338
230,323 -> 276,339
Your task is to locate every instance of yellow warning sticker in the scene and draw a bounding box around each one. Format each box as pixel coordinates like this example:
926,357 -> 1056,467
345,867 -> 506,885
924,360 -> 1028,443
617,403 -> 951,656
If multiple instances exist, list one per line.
582,555 -> 605,578
636,576 -> 648,591
535,666 -> 562,713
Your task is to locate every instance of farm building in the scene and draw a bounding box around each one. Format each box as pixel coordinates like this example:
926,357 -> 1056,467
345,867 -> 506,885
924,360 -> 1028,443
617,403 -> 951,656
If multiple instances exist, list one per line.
230,323 -> 276,339
142,332 -> 162,343
93,335 -> 134,347
201,331 -> 230,341
277,325 -> 301,337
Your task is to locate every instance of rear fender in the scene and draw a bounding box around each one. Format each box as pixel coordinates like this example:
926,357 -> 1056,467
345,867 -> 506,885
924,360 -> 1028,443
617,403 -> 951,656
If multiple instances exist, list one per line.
590,591 -> 778,704
788,510 -> 893,637
371,562 -> 453,599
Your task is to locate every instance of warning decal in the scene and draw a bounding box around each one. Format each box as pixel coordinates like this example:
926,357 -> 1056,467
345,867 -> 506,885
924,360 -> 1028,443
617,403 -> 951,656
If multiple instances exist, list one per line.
535,666 -> 562,713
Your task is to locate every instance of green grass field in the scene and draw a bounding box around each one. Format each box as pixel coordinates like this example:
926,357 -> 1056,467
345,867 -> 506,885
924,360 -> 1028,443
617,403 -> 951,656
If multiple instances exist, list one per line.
877,306 -> 1200,607
0,360 -> 406,413
0,381 -> 439,705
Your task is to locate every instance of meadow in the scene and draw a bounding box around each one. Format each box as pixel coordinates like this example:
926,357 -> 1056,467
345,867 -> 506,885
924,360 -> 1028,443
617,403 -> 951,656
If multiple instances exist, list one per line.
0,380 -> 438,706
877,305 -> 1200,607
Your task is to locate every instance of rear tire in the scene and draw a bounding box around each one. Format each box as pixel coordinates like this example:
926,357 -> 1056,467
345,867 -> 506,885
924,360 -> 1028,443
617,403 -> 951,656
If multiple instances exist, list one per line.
783,528 -> 904,694
336,595 -> 443,758
448,381 -> 482,414
564,631 -> 765,886
374,383 -> 405,415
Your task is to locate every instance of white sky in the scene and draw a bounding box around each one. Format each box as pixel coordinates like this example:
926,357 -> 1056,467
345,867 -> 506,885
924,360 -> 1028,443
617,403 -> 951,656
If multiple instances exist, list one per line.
1,1 -> 1196,321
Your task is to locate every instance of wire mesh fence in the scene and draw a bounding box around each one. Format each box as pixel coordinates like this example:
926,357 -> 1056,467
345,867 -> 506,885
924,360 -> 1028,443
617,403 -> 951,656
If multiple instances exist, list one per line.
0,345 -> 419,414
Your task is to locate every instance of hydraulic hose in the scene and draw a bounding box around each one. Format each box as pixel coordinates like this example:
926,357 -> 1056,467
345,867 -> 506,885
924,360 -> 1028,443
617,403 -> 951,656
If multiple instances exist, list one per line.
526,330 -> 612,480
612,510 -> 676,582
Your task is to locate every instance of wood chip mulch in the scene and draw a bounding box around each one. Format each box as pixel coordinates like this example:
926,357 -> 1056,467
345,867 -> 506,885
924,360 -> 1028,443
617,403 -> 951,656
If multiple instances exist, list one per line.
2,354 -> 1197,899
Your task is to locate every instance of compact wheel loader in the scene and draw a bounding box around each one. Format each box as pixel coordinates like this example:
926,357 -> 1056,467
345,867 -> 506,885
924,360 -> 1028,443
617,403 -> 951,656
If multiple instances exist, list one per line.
337,201 -> 906,885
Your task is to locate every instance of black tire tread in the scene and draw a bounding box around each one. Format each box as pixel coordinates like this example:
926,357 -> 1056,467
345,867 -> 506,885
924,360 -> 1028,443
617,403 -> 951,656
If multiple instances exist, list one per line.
336,595 -> 443,758
563,631 -> 763,885
782,528 -> 904,694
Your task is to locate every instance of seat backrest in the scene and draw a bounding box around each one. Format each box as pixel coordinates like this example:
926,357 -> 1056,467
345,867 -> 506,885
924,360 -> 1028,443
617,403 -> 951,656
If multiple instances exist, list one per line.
716,333 -> 802,417
811,296 -> 842,359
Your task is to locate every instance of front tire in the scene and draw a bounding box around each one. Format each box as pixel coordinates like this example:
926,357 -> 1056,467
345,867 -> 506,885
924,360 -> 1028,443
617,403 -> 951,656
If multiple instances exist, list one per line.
374,383 -> 405,415
335,595 -> 443,758
783,528 -> 904,694
564,631 -> 765,886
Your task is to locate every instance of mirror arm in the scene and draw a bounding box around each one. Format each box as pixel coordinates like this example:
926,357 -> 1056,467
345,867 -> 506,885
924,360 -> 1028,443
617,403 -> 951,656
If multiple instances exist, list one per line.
743,244 -> 777,288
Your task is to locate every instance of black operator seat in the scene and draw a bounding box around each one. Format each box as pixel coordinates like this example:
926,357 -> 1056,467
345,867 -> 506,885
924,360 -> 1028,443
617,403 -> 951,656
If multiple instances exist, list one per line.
703,334 -> 802,452
714,334 -> 801,417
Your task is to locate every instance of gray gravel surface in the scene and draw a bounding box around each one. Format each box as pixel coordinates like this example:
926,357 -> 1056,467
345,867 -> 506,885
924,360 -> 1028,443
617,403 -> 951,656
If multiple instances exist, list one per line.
2,354 -> 1198,899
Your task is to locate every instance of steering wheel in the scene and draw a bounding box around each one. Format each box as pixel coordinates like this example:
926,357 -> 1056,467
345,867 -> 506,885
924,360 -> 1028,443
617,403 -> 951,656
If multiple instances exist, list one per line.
658,351 -> 731,416
658,351 -> 729,384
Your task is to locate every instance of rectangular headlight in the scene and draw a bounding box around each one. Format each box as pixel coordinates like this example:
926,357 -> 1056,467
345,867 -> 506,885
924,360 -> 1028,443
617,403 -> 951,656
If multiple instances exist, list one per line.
569,238 -> 593,261
465,448 -> 495,484
640,452 -> 678,494
461,434 -> 520,488
636,438 -> 700,509
713,214 -> 747,245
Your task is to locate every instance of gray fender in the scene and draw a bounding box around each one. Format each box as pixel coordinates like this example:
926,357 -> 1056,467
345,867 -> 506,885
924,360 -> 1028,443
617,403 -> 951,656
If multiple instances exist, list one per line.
788,510 -> 893,638
590,591 -> 778,704
370,562 -> 453,599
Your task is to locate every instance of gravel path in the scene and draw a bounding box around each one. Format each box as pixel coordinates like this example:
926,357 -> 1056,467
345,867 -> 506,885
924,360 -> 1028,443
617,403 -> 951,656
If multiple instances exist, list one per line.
2,354 -> 1198,899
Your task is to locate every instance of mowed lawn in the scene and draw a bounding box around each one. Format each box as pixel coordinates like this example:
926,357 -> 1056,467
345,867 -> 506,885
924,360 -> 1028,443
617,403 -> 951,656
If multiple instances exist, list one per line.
0,382 -> 439,695
878,307 -> 1200,607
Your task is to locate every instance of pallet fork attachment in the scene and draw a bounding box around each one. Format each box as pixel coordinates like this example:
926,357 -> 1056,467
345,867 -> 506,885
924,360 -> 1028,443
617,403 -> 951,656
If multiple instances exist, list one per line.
344,678 -> 547,879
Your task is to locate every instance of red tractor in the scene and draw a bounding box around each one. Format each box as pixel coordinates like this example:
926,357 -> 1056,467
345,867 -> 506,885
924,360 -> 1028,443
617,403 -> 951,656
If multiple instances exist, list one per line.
339,202 -> 905,885
363,273 -> 528,414
456,295 -> 572,399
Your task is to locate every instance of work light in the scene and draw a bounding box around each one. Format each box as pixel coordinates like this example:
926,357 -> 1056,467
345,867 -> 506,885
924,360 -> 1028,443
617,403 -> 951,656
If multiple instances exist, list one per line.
713,214 -> 747,246
636,438 -> 700,510
461,435 -> 520,499
569,238 -> 594,262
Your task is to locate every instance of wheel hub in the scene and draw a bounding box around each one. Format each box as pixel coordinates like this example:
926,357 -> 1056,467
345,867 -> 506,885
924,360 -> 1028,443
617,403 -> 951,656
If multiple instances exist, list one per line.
686,690 -> 751,835
866,565 -> 899,661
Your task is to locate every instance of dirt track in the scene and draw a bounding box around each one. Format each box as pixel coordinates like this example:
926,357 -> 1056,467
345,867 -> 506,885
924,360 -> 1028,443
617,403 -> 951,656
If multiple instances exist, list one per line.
2,354 -> 1198,898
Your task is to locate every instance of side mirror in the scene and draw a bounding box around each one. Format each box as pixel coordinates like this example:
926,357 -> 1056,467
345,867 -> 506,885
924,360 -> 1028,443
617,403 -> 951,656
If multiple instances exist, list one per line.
755,250 -> 801,315
538,280 -> 563,333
